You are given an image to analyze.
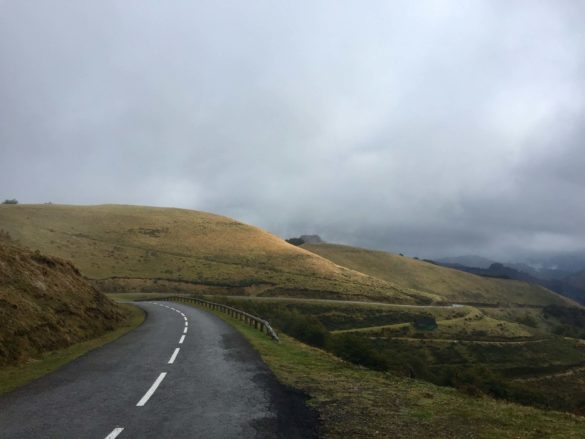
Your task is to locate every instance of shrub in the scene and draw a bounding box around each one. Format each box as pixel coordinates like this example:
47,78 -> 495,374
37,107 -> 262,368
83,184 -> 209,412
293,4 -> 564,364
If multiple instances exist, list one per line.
285,237 -> 305,246
2,199 -> 18,204
329,334 -> 389,371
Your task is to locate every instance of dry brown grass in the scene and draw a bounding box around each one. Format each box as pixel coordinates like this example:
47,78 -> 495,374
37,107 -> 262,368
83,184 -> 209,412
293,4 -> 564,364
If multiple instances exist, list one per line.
0,240 -> 126,367
0,204 -> 433,303
303,243 -> 576,307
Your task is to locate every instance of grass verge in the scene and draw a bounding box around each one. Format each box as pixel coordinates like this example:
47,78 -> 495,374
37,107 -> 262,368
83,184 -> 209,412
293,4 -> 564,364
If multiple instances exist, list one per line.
0,304 -> 144,395
177,301 -> 585,438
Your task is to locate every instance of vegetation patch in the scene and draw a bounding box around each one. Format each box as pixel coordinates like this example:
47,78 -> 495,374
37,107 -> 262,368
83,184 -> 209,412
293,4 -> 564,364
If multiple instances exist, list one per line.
179,300 -> 585,438
207,296 -> 585,415
0,240 -> 130,367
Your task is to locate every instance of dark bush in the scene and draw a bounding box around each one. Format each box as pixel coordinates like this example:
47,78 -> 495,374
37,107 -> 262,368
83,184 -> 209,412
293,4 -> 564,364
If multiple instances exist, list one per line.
285,237 -> 305,246
329,334 -> 389,371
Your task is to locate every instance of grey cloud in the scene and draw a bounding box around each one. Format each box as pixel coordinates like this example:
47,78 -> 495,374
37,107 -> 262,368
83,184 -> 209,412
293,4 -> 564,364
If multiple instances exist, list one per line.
1,0 -> 584,261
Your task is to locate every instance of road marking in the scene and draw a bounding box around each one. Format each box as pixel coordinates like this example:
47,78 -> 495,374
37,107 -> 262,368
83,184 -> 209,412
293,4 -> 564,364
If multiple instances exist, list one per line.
179,335 -> 186,344
105,427 -> 124,439
183,316 -> 187,321
183,327 -> 188,334
168,348 -> 180,364
185,322 -> 188,327
137,372 -> 167,407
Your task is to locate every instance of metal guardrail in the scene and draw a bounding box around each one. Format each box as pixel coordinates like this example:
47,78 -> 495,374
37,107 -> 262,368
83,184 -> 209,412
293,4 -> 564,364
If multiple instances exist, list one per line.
144,295 -> 280,342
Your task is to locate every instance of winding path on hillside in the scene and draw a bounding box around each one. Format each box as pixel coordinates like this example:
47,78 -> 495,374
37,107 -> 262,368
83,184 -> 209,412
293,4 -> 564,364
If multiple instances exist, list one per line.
0,302 -> 316,439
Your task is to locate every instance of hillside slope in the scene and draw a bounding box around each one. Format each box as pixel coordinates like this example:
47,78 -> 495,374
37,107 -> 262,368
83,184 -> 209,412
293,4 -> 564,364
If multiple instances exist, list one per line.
302,243 -> 576,307
0,240 -> 125,367
0,204 -> 431,304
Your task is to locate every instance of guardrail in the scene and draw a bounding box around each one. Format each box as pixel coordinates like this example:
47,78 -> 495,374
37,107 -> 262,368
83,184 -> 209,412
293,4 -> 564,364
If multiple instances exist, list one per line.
144,295 -> 280,342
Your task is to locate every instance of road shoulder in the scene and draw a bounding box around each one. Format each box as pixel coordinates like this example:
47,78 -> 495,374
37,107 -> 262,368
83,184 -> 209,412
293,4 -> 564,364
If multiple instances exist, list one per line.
0,303 -> 145,395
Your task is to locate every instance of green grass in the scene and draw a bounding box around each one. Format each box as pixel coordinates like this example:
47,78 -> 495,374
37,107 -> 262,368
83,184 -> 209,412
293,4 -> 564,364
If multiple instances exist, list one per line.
197,295 -> 585,415
0,304 -> 144,395
173,299 -> 585,438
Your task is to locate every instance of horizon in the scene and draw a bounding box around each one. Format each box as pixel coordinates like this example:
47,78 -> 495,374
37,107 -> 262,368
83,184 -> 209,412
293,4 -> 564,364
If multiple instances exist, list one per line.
3,201 -> 585,268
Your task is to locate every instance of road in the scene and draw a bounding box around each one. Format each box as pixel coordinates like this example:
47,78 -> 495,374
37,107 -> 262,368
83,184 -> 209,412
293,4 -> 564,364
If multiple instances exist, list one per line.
0,302 -> 317,438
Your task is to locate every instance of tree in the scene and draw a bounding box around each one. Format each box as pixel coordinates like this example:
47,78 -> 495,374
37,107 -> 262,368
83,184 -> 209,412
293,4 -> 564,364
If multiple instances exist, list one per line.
2,199 -> 18,204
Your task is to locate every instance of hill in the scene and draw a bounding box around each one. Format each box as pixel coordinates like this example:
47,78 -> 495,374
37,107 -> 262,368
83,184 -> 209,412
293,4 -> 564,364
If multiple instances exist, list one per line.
0,204 -> 432,304
0,239 -> 125,367
302,243 -> 576,307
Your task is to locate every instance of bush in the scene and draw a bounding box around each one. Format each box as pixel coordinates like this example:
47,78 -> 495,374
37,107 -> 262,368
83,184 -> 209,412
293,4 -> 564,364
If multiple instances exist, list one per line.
2,199 -> 18,204
329,334 -> 389,371
285,237 -> 305,246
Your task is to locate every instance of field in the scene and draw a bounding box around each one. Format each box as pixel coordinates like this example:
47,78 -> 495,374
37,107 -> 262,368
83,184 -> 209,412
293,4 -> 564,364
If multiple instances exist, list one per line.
303,243 -> 575,306
0,204 -> 432,304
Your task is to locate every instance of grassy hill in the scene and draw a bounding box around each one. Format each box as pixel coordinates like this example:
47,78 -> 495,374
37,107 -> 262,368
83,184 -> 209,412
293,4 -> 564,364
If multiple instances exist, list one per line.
0,238 -> 126,367
1,204 -> 575,307
0,204 -> 431,304
302,243 -> 576,307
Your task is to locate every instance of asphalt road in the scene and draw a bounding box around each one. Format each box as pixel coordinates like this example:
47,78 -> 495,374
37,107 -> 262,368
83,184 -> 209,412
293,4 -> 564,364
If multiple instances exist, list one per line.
0,302 -> 317,438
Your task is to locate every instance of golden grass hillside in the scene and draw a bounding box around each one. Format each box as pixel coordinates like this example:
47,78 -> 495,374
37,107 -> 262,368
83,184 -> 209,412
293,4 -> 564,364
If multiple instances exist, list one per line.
302,243 -> 576,307
0,239 -> 126,367
0,204 -> 431,304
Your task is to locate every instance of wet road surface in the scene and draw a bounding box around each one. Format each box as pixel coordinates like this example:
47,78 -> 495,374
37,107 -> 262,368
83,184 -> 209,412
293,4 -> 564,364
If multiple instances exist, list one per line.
0,301 -> 317,438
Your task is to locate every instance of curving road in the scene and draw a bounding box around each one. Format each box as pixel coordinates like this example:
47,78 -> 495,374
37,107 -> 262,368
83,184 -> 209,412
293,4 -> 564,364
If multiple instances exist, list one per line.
0,302 -> 317,438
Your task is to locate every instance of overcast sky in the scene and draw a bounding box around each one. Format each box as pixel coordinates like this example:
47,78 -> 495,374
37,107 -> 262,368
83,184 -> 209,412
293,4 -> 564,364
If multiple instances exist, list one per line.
1,1 -> 584,259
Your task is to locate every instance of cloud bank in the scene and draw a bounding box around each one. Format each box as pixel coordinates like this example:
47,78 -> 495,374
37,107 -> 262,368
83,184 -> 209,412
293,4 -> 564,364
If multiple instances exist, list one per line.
1,0 -> 584,259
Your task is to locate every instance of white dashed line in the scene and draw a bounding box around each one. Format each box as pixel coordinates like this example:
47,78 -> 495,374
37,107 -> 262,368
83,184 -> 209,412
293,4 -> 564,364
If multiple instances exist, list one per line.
168,348 -> 180,364
183,327 -> 188,334
137,373 -> 167,407
183,316 -> 187,321
185,322 -> 188,327
105,427 -> 124,439
179,335 -> 186,344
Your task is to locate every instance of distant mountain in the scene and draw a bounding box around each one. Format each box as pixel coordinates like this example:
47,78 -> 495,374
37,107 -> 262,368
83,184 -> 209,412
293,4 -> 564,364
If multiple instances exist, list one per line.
523,253 -> 585,274
566,270 -> 585,293
435,255 -> 496,269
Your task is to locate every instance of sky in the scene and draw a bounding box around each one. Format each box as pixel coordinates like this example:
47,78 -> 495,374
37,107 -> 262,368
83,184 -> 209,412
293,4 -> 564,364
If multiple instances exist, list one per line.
1,0 -> 584,260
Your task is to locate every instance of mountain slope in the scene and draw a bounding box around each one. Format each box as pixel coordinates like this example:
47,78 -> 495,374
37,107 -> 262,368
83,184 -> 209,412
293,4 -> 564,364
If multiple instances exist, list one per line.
0,239 -> 125,367
0,204 -> 431,304
302,243 -> 577,307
